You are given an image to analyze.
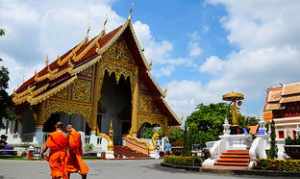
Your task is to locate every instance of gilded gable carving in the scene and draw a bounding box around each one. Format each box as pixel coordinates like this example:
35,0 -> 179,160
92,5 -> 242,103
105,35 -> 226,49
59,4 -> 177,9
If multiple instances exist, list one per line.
138,113 -> 167,129
100,38 -> 138,93
52,87 -> 69,100
79,66 -> 93,78
72,79 -> 92,103
139,95 -> 161,114
103,39 -> 135,64
44,99 -> 93,127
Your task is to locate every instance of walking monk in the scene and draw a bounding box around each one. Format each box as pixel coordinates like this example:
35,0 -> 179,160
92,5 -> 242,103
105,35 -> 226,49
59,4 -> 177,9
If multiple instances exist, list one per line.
66,124 -> 89,179
42,122 -> 69,179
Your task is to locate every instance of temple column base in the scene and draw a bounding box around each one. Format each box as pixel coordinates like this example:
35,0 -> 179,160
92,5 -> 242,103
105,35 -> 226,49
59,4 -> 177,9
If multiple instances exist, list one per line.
89,130 -> 98,146
149,151 -> 160,159
33,126 -> 44,146
104,150 -> 115,159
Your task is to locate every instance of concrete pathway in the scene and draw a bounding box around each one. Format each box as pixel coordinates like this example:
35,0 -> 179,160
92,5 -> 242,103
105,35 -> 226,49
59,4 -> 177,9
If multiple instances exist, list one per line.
0,159 -> 291,179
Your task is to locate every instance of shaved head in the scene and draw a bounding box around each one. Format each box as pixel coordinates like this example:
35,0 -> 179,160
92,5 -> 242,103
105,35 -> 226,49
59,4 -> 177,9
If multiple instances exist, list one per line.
66,124 -> 73,133
55,121 -> 65,130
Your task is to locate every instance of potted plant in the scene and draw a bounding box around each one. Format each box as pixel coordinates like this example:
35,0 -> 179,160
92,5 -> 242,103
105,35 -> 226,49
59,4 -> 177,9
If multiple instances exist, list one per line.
284,136 -> 300,159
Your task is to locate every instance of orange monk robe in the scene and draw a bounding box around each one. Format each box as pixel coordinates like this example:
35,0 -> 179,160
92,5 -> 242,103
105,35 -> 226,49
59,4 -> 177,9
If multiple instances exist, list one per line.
46,131 -> 69,179
66,128 -> 89,175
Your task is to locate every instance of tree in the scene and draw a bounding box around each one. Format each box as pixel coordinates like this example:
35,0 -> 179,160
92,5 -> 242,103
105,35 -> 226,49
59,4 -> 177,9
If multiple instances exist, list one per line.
185,103 -> 230,147
269,120 -> 278,159
0,28 -> 15,128
0,28 -> 4,36
183,122 -> 192,156
167,127 -> 184,144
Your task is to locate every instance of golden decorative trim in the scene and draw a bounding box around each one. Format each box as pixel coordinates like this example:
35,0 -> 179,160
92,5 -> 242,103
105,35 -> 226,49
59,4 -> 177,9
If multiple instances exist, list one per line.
29,75 -> 78,105
75,21 -> 128,62
57,39 -> 86,66
127,20 -> 151,70
125,134 -> 154,152
98,133 -> 113,151
70,55 -> 102,76
31,84 -> 49,97
161,98 -> 181,125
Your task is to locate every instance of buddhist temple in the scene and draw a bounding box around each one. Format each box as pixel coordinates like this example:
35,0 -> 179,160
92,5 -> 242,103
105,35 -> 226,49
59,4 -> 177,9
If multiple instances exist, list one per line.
264,82 -> 300,141
10,18 -> 180,157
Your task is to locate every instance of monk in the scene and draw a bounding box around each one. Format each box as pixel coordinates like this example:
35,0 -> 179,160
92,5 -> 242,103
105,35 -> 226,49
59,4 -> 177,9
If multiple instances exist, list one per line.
42,122 -> 69,179
66,124 -> 89,179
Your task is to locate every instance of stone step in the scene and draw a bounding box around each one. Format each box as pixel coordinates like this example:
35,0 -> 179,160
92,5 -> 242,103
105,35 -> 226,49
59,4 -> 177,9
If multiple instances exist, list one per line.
215,161 -> 249,167
217,158 -> 250,163
222,152 -> 249,156
220,154 -> 249,158
214,149 -> 250,168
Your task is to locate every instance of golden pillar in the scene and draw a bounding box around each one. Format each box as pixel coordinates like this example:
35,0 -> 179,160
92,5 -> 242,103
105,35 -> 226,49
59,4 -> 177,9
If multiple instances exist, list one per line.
91,63 -> 102,132
130,73 -> 139,136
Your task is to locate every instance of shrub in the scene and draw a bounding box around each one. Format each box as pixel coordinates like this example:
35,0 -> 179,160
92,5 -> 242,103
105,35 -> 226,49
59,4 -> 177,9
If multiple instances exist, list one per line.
285,136 -> 294,145
163,155 -> 202,167
141,127 -> 153,139
255,159 -> 300,172
84,144 -> 94,152
285,135 -> 300,145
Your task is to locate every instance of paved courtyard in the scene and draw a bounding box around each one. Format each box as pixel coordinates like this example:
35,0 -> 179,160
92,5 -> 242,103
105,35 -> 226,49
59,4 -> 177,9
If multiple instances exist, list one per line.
0,159 -> 291,179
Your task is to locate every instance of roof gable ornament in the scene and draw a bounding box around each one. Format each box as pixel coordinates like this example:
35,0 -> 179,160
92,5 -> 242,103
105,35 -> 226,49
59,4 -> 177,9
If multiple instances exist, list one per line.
149,60 -> 152,71
101,17 -> 108,36
128,2 -> 135,20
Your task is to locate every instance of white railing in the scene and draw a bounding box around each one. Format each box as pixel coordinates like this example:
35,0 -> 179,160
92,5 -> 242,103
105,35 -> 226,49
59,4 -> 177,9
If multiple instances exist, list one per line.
202,137 -> 227,168
210,139 -> 227,159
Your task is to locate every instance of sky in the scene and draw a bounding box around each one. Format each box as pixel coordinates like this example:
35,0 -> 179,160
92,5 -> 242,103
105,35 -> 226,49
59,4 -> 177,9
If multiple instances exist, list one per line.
1,0 -> 300,120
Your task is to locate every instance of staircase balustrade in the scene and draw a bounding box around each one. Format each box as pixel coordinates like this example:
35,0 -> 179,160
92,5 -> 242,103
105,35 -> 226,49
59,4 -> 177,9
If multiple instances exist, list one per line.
249,135 -> 268,168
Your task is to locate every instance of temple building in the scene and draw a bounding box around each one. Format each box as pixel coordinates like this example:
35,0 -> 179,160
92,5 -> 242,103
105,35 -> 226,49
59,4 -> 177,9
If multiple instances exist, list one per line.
10,18 -> 180,152
264,82 -> 300,142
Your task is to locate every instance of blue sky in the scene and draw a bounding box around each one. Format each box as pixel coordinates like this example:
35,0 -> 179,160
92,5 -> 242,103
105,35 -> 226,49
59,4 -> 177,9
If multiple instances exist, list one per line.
1,0 -> 300,119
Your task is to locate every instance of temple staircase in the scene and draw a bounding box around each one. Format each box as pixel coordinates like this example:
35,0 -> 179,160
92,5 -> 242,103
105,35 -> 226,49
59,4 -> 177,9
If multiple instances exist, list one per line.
113,145 -> 149,160
214,150 -> 250,169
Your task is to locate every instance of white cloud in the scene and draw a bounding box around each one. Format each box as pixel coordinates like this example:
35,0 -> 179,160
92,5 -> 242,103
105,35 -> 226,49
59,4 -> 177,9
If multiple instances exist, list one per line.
165,80 -> 220,117
0,0 -> 191,92
199,56 -> 224,75
133,21 -> 195,77
166,1 -> 300,118
188,31 -> 203,58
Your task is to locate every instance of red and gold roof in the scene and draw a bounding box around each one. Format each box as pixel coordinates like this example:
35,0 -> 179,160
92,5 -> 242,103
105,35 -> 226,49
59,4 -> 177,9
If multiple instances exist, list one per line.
12,19 -> 180,125
264,82 -> 300,112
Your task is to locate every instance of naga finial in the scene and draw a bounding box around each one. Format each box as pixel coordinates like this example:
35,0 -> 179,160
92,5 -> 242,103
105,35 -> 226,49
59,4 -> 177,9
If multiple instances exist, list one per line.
45,55 -> 49,66
101,17 -> 108,36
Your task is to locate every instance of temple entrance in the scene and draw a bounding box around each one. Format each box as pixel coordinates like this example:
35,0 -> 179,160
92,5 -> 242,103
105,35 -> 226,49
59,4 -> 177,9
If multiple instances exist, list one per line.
98,71 -> 132,145
43,112 -> 91,135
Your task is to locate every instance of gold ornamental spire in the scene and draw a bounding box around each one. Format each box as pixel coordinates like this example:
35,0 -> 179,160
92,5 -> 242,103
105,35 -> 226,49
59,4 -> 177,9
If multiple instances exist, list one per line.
128,2 -> 134,20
